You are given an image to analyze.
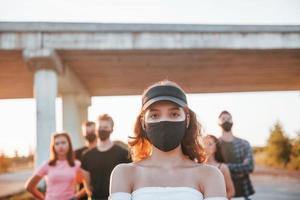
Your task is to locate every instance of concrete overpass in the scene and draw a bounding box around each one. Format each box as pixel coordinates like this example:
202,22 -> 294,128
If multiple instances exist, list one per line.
0,22 -> 300,168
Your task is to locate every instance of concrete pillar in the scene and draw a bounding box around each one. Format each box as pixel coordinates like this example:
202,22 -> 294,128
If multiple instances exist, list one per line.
79,105 -> 89,127
34,69 -> 57,168
78,103 -> 89,143
58,67 -> 91,149
62,94 -> 89,149
23,49 -> 90,164
23,49 -> 63,169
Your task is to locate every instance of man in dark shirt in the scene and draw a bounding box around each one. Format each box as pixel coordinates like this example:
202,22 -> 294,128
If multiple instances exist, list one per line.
81,114 -> 131,200
217,110 -> 255,200
75,121 -> 97,200
75,121 -> 97,161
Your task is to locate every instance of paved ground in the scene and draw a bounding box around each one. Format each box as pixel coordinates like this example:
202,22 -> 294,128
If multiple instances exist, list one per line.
0,170 -> 32,199
0,168 -> 300,199
243,174 -> 300,200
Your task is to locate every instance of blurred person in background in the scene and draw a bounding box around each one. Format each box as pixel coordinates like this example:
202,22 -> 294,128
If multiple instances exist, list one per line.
204,134 -> 235,199
25,132 -> 91,200
217,111 -> 255,200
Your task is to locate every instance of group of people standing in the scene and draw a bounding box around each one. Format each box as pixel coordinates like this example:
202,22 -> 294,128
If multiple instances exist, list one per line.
25,80 -> 255,200
203,111 -> 255,200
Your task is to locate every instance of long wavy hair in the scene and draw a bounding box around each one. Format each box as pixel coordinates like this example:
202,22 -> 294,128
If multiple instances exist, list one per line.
204,134 -> 223,163
48,132 -> 75,167
129,80 -> 206,163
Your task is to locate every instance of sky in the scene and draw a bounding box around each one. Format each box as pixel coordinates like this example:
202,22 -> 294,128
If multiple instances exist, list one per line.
90,91 -> 300,148
0,0 -> 300,156
0,0 -> 300,24
1,91 -> 300,156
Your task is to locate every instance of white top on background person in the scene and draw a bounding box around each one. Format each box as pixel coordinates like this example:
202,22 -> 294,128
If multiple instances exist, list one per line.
109,80 -> 227,200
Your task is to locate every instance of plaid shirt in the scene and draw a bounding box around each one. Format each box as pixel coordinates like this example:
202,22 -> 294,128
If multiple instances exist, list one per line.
218,137 -> 255,197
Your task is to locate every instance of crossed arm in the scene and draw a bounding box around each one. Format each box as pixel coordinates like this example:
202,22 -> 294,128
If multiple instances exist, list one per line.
227,141 -> 254,174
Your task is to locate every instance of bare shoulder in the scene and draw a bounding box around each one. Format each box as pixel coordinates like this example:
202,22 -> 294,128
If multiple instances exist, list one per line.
111,162 -> 135,179
188,163 -> 224,183
197,163 -> 223,178
219,163 -> 230,174
196,164 -> 226,197
110,163 -> 136,193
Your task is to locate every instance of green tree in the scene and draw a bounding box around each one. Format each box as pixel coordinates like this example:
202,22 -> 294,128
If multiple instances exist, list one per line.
0,151 -> 10,173
288,132 -> 300,170
266,121 -> 292,167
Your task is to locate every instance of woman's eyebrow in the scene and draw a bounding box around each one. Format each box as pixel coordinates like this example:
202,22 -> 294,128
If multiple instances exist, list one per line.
148,107 -> 180,112
169,107 -> 180,111
148,108 -> 160,112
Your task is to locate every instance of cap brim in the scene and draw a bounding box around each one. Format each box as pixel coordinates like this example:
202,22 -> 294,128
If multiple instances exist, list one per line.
142,96 -> 187,111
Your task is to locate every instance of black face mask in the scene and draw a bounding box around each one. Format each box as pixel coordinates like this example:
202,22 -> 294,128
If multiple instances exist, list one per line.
145,121 -> 186,152
98,130 -> 111,141
220,122 -> 233,132
85,133 -> 96,143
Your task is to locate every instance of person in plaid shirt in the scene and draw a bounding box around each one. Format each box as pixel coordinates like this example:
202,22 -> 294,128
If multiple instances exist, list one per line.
217,110 -> 255,200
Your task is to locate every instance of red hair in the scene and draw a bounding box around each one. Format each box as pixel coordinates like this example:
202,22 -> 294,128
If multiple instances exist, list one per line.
129,80 -> 206,163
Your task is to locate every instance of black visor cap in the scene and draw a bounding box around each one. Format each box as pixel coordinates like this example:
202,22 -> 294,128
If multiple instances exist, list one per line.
142,85 -> 188,111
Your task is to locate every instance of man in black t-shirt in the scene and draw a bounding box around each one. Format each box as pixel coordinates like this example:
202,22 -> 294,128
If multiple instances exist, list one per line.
75,121 -> 97,200
81,114 -> 131,200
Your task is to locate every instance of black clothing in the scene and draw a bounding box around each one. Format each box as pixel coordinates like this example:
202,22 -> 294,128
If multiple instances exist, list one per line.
82,145 -> 131,200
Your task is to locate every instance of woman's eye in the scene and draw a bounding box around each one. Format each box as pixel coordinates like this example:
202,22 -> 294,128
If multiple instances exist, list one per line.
149,113 -> 158,119
170,112 -> 180,118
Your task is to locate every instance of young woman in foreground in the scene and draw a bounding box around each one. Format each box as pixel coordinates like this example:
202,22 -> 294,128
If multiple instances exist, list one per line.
109,80 -> 227,200
25,132 -> 91,200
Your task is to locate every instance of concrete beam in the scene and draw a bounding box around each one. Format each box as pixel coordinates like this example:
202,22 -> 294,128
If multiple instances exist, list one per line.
1,22 -> 300,33
3,32 -> 299,50
23,49 -> 63,74
42,32 -> 300,50
0,33 -> 41,49
1,22 -> 300,50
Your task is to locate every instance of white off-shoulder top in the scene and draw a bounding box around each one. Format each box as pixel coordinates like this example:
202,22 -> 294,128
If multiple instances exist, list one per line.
110,187 -> 227,200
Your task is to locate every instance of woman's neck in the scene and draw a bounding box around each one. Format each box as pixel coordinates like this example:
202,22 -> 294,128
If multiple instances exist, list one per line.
206,155 -> 218,165
150,145 -> 187,168
57,154 -> 67,160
